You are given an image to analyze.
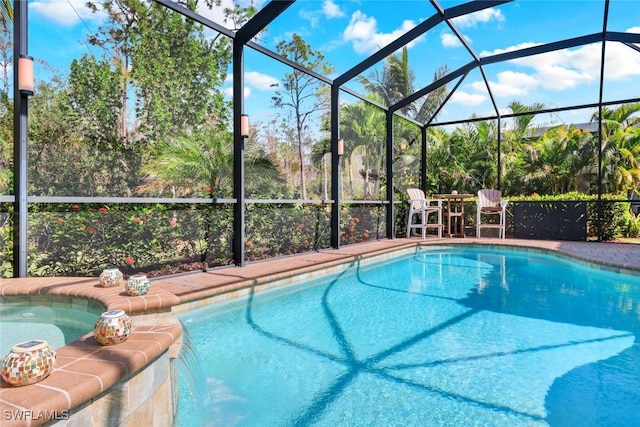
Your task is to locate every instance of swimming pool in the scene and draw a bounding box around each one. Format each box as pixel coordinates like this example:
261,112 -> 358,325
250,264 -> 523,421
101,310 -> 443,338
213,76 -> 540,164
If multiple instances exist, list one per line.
0,299 -> 100,356
176,247 -> 640,426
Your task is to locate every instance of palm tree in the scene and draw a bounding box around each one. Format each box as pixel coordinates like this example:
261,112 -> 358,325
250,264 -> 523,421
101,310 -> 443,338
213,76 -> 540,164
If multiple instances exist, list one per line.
340,96 -> 387,197
137,128 -> 282,267
414,65 -> 450,124
359,47 -> 449,123
499,101 -> 546,194
594,102 -> 640,194
138,130 -> 282,198
520,125 -> 595,194
359,47 -> 413,112
1,0 -> 11,30
357,47 -> 451,195
454,119 -> 499,191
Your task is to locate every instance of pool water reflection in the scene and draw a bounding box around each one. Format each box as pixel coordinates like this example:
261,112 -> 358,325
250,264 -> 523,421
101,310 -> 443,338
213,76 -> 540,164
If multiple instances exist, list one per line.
177,247 -> 640,426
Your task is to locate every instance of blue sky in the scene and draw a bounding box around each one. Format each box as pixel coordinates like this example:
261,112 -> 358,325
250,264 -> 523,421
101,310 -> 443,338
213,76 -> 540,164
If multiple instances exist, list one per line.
26,0 -> 640,128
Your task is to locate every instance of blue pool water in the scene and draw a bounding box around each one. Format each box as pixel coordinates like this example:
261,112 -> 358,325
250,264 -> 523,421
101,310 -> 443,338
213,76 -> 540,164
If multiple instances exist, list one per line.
176,247 -> 640,426
0,300 -> 99,356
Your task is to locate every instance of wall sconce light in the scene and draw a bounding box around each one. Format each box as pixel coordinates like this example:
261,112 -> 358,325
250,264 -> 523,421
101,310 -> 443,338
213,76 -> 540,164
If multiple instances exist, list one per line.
241,114 -> 249,138
18,55 -> 34,96
337,138 -> 344,156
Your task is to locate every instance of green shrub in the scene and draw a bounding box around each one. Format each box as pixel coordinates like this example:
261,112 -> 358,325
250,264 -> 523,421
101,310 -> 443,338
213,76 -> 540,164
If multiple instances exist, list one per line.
620,208 -> 640,238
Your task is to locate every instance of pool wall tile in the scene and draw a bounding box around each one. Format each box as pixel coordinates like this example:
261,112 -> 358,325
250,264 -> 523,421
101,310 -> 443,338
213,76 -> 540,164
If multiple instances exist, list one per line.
71,298 -> 89,311
127,358 -> 155,411
63,402 -> 93,426
92,384 -> 130,426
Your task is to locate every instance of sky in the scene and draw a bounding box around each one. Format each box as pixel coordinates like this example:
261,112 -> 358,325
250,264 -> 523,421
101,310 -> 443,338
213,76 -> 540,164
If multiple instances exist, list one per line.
25,0 -> 640,129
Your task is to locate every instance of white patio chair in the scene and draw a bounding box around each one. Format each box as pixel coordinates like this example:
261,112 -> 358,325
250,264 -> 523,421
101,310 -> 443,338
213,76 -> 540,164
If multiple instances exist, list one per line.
406,188 -> 443,239
476,189 -> 508,239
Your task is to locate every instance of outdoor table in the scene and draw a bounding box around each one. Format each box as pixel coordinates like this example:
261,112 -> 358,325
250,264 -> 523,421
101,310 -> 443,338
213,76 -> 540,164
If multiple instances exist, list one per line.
435,193 -> 473,237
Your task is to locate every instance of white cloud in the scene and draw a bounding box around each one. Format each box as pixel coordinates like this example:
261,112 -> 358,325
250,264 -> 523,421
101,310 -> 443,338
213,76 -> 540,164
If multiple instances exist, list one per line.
443,8 -> 502,49
245,71 -> 280,91
479,42 -> 540,58
479,36 -> 640,92
475,70 -> 539,97
449,90 -> 486,106
223,86 -> 251,98
31,0 -> 104,26
452,8 -> 505,29
323,0 -> 345,19
465,39 -> 637,104
441,33 -> 461,48
343,11 -> 423,55
223,71 -> 276,101
474,42 -> 603,96
298,0 -> 345,29
441,32 -> 471,49
603,43 -> 640,80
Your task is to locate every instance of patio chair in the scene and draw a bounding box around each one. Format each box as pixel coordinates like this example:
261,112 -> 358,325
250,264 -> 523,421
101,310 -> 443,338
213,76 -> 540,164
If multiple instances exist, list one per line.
476,189 -> 508,239
406,188 -> 443,239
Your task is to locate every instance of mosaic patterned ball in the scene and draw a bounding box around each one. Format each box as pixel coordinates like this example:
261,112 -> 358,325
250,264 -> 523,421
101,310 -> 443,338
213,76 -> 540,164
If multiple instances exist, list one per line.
125,274 -> 151,296
94,310 -> 132,345
99,268 -> 124,288
1,340 -> 56,386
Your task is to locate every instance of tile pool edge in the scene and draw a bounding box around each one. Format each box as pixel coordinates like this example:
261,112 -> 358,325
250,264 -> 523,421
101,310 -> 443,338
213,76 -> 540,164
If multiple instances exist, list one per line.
0,287 -> 182,426
168,239 -> 640,314
168,242 -> 423,314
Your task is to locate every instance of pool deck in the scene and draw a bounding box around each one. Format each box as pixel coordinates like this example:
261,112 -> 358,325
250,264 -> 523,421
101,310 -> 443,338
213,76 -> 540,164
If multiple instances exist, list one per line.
1,237 -> 640,426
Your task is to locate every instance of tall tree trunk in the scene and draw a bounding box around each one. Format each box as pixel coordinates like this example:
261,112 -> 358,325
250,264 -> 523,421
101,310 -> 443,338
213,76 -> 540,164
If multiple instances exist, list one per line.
297,114 -> 307,200
118,61 -> 128,142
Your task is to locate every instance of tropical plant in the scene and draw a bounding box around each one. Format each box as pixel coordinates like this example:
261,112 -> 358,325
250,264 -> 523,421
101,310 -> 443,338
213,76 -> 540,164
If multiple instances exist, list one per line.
0,0 -> 11,30
519,124 -> 595,194
357,47 -> 452,197
339,95 -> 387,198
359,46 -> 415,115
137,129 -> 282,198
595,102 -> 640,194
359,47 -> 449,123
450,119 -> 498,191
137,128 -> 282,267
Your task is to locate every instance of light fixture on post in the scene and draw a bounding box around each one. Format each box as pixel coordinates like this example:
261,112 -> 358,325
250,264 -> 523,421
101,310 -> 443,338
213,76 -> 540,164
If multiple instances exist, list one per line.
18,55 -> 34,96
337,138 -> 344,156
240,114 -> 249,138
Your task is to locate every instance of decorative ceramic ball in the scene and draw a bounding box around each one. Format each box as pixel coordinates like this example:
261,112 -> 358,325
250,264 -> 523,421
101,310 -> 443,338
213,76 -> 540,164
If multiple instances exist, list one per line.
99,268 -> 124,288
1,340 -> 56,386
94,310 -> 132,345
125,274 -> 151,296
